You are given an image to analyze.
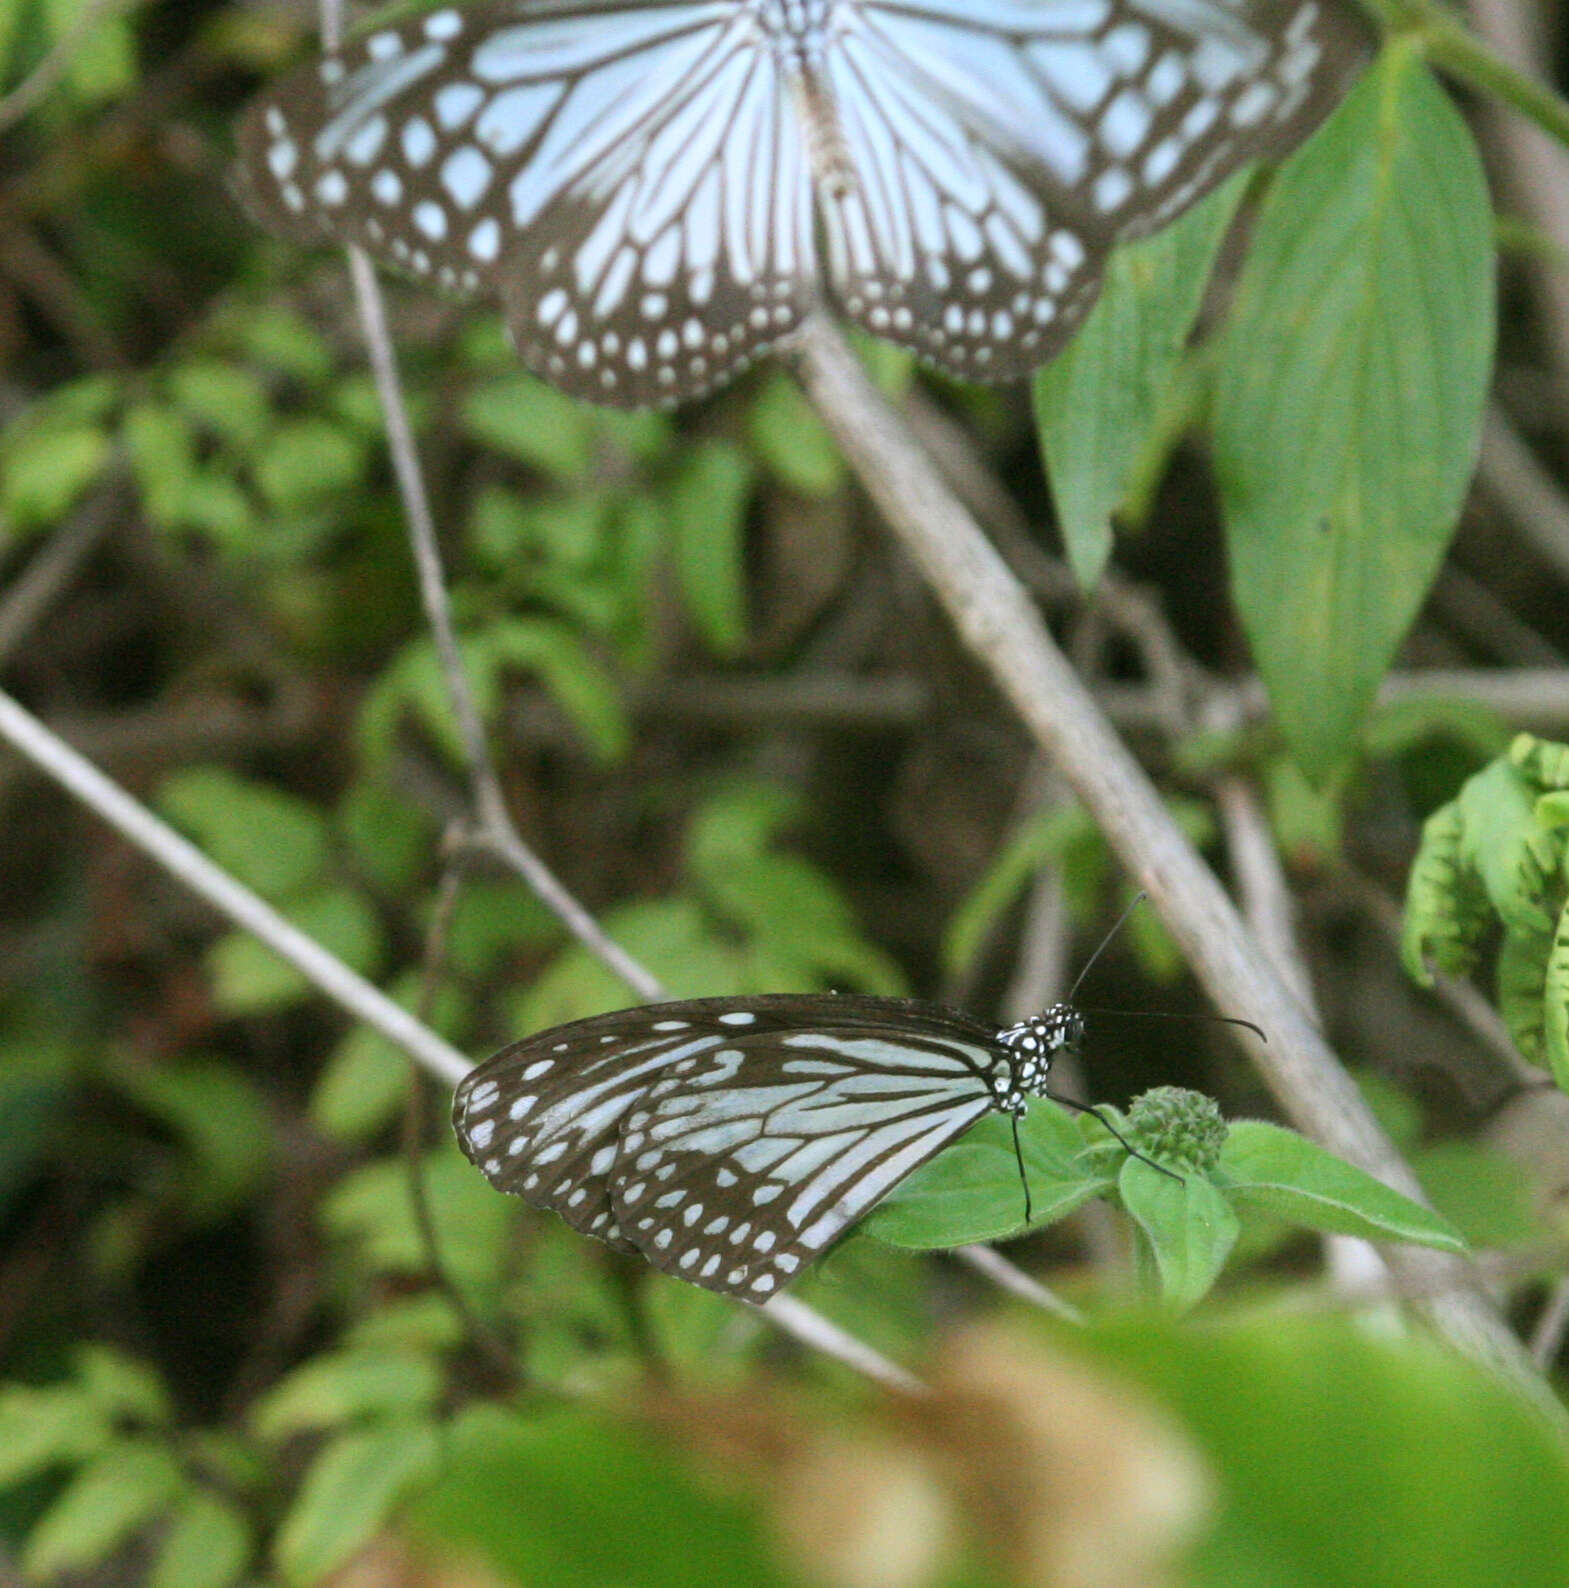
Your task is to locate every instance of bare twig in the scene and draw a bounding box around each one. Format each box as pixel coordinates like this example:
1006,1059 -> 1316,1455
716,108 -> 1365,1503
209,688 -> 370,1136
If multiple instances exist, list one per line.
0,688 -> 472,1086
0,484 -> 121,665
760,1294 -> 926,1394
791,313 -> 1564,1428
952,1243 -> 1086,1325
1530,1275 -> 1569,1369
1467,0 -> 1569,385
1214,778 -> 1317,1017
339,250 -> 662,1001
1478,406 -> 1569,581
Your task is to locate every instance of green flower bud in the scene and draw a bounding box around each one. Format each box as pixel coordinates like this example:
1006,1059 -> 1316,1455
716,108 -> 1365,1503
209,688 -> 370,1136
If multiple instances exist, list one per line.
1126,1087 -> 1227,1174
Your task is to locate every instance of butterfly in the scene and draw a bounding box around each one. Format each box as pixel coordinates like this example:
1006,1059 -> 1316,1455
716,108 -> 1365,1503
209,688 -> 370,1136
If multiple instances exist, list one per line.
452,991 -> 1143,1300
236,0 -> 1372,408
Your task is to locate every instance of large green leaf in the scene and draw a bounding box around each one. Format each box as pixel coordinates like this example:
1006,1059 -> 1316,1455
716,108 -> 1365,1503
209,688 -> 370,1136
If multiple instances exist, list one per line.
1219,1121 -> 1465,1250
867,1103 -> 1109,1248
1035,177 -> 1243,587
1216,50 -> 1494,778
411,1404 -> 787,1588
1121,1161 -> 1239,1310
1091,1315 -> 1569,1588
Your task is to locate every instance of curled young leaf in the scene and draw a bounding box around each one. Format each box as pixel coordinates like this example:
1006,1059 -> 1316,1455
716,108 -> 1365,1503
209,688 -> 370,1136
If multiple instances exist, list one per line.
1400,801 -> 1488,987
1497,926 -> 1553,1069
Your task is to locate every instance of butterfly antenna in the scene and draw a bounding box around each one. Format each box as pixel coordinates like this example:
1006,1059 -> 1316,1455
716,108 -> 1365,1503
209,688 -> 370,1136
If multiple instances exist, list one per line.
1077,1007 -> 1268,1044
1012,1112 -> 1034,1225
1048,1092 -> 1181,1183
1067,890 -> 1148,1003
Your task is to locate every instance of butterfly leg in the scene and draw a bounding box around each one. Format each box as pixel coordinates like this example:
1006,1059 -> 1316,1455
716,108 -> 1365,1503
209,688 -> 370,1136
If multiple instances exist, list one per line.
1011,1107 -> 1033,1226
1047,1093 -> 1182,1183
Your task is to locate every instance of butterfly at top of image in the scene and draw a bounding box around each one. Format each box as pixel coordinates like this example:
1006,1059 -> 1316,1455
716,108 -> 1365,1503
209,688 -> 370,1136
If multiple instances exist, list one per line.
452,992 -> 1131,1301
236,0 -> 1372,408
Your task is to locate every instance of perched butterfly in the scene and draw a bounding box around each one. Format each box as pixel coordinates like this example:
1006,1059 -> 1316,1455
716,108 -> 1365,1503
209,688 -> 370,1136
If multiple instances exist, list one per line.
237,0 -> 1371,408
453,992 -> 1143,1300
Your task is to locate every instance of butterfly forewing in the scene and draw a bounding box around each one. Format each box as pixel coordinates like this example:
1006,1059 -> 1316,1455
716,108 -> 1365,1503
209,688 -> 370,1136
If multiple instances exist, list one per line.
453,995 -> 1007,1298
237,1 -> 820,406
237,0 -> 1370,408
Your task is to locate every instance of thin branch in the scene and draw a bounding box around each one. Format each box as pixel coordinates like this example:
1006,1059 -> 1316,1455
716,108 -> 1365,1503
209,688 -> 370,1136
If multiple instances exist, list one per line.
340,218 -> 660,1005
760,1294 -> 926,1394
0,688 -> 472,1088
1530,1275 -> 1569,1370
0,484 -> 121,665
791,313 -> 1565,1430
1402,0 -> 1569,152
952,1244 -> 1085,1325
1478,407 -> 1569,582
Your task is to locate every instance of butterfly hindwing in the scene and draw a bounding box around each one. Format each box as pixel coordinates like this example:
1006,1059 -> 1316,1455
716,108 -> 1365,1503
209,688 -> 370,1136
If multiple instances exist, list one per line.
610,1015 -> 999,1297
821,0 -> 1370,379
453,995 -> 1006,1296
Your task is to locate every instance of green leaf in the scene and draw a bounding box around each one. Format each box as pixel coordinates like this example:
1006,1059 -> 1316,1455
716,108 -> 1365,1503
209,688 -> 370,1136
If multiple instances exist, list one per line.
1400,799 -> 1488,986
338,777 -> 436,895
44,0 -> 134,104
124,403 -> 199,530
1036,176 -> 1243,587
745,374 -> 845,496
166,362 -> 271,450
274,1421 -> 440,1585
1497,924 -> 1552,1069
252,1351 -> 443,1442
868,1104 -> 1110,1248
237,308 -> 333,385
207,886 -> 385,1017
23,1439 -> 182,1580
461,373 -> 597,480
310,1025 -> 412,1144
443,878 -> 561,980
73,1346 -> 170,1426
1219,1120 -> 1466,1250
685,780 -> 800,875
322,1146 -> 512,1295
253,419 -> 368,512
1415,1140 -> 1544,1252
1121,1160 -> 1239,1310
311,974 -> 465,1144
1216,52 -> 1494,778
1089,1313 -> 1569,1588
941,804 -> 1091,980
669,440 -> 753,655
343,1296 -> 466,1356
1457,759 -> 1560,936
1545,901 -> 1569,1092
158,767 -> 330,899
486,618 -> 629,762
148,1492 -> 252,1588
360,625 -> 627,768
104,1060 -> 272,1221
0,422 -> 111,532
0,1385 -> 111,1489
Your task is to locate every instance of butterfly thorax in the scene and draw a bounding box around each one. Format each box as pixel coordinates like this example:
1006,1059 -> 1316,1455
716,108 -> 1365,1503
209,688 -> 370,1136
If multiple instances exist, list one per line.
988,1004 -> 1084,1113
749,0 -> 855,199
750,0 -> 836,50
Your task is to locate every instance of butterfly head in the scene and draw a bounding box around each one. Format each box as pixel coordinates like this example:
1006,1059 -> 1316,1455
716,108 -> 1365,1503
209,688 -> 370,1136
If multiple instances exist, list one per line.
995,1004 -> 1083,1098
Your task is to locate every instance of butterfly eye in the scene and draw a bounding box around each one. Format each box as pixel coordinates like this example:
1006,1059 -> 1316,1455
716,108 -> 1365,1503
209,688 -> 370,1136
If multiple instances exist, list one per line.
236,0 -> 1370,408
